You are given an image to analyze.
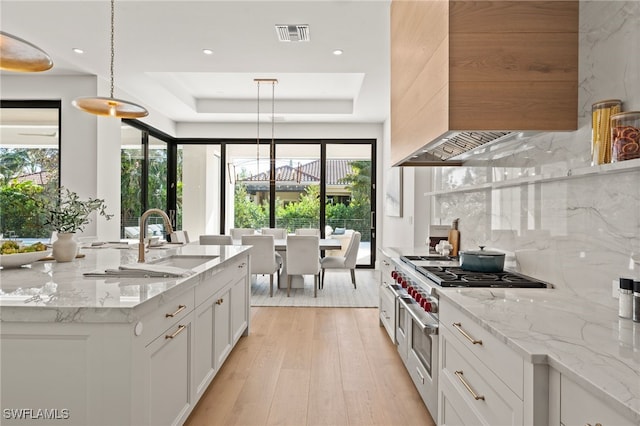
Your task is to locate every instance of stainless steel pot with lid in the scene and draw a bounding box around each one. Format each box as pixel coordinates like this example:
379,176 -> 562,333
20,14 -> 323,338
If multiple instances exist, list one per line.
459,246 -> 505,272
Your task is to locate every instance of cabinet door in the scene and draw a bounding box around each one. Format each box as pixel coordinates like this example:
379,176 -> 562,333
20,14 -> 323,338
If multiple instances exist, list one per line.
145,314 -> 194,426
560,375 -> 633,426
193,296 -> 215,399
378,251 -> 396,342
214,287 -> 232,369
230,274 -> 248,344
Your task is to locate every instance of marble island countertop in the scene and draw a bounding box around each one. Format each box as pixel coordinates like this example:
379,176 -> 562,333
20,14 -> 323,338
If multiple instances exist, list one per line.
439,283 -> 640,423
0,243 -> 251,324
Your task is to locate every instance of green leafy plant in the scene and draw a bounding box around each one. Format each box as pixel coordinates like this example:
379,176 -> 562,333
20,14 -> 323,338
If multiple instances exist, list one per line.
38,187 -> 113,233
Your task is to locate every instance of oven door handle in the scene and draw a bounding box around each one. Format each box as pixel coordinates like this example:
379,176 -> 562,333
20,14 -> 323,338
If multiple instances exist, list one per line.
398,296 -> 438,335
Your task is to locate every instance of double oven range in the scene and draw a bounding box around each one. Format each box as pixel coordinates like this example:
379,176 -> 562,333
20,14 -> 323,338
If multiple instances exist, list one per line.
386,254 -> 550,419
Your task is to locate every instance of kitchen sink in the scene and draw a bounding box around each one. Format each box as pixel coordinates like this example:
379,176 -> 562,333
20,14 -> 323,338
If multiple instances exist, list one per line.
148,255 -> 218,269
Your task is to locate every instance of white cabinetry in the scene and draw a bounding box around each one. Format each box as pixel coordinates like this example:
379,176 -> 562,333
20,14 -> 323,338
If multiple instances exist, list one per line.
439,298 -> 524,425
193,256 -> 248,400
144,312 -> 195,426
548,369 -> 635,426
378,249 -> 396,342
0,253 -> 250,426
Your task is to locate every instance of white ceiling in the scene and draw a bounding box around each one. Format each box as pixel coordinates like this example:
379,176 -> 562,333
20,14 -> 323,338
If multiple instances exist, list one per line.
1,0 -> 391,126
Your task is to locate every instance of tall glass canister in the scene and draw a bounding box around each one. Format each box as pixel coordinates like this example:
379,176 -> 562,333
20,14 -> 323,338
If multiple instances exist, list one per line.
591,99 -> 622,165
611,111 -> 640,162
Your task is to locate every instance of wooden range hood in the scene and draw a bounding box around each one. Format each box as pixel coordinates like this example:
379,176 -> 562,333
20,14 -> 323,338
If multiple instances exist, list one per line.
390,0 -> 579,166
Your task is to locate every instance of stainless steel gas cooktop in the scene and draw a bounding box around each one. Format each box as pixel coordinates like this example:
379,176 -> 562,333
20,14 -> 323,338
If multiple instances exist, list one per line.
400,256 -> 550,288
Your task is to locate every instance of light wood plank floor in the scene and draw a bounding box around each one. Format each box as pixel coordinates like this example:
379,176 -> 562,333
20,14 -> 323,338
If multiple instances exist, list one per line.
185,307 -> 436,426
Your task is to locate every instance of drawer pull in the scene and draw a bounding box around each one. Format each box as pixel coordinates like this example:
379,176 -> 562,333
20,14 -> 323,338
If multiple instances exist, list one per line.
165,324 -> 186,339
585,424 -> 603,426
216,298 -> 224,305
165,304 -> 186,318
454,370 -> 485,401
452,322 -> 482,345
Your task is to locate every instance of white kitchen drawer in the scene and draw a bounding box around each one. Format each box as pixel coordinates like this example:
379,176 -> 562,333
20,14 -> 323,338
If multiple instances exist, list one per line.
439,365 -> 484,426
560,374 -> 634,426
440,329 -> 523,425
440,298 -> 523,397
139,289 -> 195,344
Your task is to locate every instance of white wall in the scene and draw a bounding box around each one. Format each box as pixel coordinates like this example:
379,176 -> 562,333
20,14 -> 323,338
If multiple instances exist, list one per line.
380,117 -> 416,250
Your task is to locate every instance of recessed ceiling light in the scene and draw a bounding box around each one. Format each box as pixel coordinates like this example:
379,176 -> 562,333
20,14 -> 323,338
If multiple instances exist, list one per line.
72,48 -> 84,54
332,49 -> 343,56
202,49 -> 214,55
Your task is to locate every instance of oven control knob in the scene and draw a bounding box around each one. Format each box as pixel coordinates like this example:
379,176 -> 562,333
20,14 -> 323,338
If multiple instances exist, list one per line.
415,292 -> 423,303
391,271 -> 398,279
425,297 -> 438,313
421,299 -> 431,311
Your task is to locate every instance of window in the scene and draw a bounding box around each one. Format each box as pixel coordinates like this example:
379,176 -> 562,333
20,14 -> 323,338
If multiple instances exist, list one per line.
0,101 -> 60,242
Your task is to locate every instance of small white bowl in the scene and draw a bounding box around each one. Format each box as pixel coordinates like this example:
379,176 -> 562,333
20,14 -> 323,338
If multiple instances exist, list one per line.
0,251 -> 49,269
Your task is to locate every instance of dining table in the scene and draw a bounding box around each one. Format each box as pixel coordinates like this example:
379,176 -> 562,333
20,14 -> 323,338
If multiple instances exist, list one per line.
231,237 -> 342,289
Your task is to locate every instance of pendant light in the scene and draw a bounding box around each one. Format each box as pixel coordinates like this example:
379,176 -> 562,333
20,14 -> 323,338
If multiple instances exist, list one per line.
72,0 -> 148,118
254,78 -> 277,180
0,31 -> 53,72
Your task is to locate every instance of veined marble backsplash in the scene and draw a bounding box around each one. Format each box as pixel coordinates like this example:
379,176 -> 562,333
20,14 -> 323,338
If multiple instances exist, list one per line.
430,1 -> 640,301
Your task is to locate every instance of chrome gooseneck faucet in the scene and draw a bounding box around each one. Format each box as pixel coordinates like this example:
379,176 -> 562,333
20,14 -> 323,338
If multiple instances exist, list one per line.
138,208 -> 174,263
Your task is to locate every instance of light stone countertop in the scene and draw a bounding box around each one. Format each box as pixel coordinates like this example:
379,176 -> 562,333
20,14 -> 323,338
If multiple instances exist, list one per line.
381,246 -> 640,422
0,243 -> 251,324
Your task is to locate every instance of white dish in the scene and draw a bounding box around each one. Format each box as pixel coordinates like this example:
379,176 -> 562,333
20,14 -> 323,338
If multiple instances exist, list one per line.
0,251 -> 49,268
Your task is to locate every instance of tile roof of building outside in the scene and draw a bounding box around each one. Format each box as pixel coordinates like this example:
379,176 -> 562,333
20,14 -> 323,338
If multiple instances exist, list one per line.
241,159 -> 357,186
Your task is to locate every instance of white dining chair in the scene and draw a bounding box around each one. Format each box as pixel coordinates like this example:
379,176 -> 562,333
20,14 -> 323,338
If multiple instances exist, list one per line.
285,235 -> 320,297
320,231 -> 361,289
241,234 -> 282,297
199,234 -> 233,245
261,228 -> 287,239
230,228 -> 255,240
295,228 -> 320,236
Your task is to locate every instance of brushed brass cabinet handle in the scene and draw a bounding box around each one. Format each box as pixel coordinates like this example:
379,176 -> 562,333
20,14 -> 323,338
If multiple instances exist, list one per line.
165,304 -> 186,318
165,324 -> 186,339
454,370 -> 485,400
452,322 -> 483,345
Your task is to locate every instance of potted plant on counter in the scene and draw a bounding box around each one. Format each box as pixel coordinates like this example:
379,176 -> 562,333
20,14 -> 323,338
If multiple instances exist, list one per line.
38,187 -> 113,262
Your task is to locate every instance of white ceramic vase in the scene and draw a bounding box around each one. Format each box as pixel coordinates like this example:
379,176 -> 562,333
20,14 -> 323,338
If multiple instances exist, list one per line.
52,232 -> 77,262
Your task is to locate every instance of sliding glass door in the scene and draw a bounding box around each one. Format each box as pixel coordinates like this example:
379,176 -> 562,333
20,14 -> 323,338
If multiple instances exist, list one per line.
325,142 -> 374,266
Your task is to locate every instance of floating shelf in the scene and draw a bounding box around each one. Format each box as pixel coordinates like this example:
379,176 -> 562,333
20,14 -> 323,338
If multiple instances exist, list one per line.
424,157 -> 640,196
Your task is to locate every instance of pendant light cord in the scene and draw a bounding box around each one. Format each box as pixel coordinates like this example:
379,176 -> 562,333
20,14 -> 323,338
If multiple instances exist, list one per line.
256,81 -> 261,177
109,0 -> 115,98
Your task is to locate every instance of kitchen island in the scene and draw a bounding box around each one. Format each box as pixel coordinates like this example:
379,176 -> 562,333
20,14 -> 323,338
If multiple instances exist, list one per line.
380,246 -> 640,425
0,244 -> 251,426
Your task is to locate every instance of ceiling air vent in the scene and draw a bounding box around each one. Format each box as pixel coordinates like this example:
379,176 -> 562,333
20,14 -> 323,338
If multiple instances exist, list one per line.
275,24 -> 310,42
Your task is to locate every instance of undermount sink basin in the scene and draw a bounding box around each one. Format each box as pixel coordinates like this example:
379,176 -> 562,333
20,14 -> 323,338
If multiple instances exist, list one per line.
148,255 -> 218,269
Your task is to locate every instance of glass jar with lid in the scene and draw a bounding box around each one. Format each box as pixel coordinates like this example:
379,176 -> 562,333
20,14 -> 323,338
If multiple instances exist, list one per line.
611,111 -> 640,162
591,99 -> 622,165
